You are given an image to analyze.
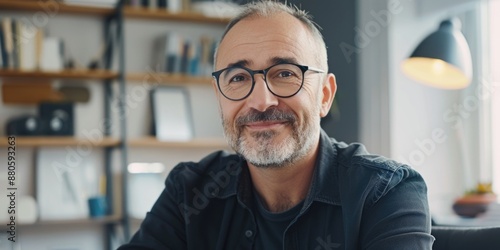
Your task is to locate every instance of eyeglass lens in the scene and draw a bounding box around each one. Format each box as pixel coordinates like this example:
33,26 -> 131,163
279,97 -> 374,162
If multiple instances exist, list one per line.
218,63 -> 303,100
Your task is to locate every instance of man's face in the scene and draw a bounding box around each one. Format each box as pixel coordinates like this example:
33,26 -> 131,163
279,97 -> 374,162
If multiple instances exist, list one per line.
214,13 -> 334,168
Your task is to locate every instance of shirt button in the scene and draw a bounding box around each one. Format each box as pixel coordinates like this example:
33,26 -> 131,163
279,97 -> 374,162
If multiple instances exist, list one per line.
245,230 -> 253,238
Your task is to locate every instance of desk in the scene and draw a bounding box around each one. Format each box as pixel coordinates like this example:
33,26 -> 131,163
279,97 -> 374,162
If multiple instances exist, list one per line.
433,203 -> 500,227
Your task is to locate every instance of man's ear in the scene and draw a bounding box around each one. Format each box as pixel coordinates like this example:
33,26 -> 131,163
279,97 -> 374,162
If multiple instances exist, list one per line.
320,73 -> 337,117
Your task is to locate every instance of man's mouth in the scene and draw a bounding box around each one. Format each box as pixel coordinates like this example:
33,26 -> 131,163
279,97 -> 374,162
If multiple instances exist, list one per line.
244,120 -> 288,131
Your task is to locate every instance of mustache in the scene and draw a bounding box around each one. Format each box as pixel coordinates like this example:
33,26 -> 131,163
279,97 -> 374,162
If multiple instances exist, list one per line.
236,108 -> 296,126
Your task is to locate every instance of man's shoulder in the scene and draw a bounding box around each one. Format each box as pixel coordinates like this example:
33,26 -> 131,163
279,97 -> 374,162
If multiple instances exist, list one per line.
328,138 -> 424,204
165,150 -> 242,195
330,138 -> 410,174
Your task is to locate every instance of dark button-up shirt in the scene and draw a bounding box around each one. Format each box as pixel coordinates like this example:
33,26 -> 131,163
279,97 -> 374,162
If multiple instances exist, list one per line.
119,130 -> 434,249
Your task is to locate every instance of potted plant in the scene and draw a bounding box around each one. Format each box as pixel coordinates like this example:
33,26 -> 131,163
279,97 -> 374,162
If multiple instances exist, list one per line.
453,183 -> 498,218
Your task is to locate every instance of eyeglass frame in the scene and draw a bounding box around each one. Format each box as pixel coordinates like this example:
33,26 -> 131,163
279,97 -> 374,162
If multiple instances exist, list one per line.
211,62 -> 325,101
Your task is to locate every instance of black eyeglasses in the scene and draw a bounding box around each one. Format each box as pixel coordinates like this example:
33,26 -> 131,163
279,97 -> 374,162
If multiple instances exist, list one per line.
212,63 -> 324,101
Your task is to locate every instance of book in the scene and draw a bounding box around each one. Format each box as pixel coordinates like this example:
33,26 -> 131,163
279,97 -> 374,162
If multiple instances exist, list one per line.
11,19 -> 19,69
180,40 -> 190,74
152,34 -> 167,72
19,22 -> 38,71
165,33 -> 182,73
167,0 -> 181,13
199,36 -> 212,76
35,28 -> 44,70
188,40 -> 198,75
1,18 -> 13,69
158,0 -> 167,8
149,0 -> 158,9
129,0 -> 141,7
64,0 -> 118,7
0,26 -> 4,68
40,37 -> 64,71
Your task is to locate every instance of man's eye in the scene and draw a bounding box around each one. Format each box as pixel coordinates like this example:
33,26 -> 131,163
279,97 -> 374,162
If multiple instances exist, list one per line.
277,71 -> 294,78
230,75 -> 247,82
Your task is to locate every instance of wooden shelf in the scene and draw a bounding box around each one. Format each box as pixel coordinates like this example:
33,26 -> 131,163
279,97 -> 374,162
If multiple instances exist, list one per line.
128,137 -> 229,148
127,72 -> 212,85
0,69 -> 119,80
123,7 -> 230,24
1,215 -> 122,229
130,217 -> 144,225
0,0 -> 114,16
0,136 -> 120,147
0,2 -> 230,24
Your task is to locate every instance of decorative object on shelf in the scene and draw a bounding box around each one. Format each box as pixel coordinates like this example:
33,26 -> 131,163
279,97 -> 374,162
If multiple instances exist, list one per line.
153,33 -> 216,77
125,0 -> 189,13
88,196 -> 108,218
401,18 -> 472,89
41,37 -> 65,71
453,183 -> 498,218
151,86 -> 194,141
1,81 -> 64,104
18,196 -> 38,224
64,0 -> 119,8
37,148 -> 91,220
127,162 -> 166,218
191,0 -> 242,19
6,115 -> 44,136
0,232 -> 14,250
39,102 -> 75,136
58,86 -> 91,103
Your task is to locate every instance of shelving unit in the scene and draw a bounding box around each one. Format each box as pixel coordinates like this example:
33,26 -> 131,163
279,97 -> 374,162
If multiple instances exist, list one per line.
1,215 -> 121,230
116,3 -> 229,242
0,69 -> 118,80
0,1 -> 230,23
0,1 -> 124,249
0,136 -> 120,147
1,0 -> 230,248
128,137 -> 229,148
123,7 -> 230,24
0,0 -> 114,16
127,72 -> 212,85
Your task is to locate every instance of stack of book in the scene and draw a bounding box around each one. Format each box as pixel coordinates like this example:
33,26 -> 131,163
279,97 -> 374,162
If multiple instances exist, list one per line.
64,0 -> 119,8
125,0 -> 191,13
152,33 -> 217,77
0,17 -> 64,71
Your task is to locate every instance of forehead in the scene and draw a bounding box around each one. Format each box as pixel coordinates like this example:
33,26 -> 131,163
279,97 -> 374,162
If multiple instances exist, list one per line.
216,13 -> 315,69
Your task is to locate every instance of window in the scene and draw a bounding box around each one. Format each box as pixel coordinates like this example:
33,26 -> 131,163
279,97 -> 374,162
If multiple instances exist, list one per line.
489,0 -> 500,195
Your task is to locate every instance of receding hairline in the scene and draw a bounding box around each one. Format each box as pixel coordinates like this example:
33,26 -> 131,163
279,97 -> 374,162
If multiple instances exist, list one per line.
214,1 -> 328,72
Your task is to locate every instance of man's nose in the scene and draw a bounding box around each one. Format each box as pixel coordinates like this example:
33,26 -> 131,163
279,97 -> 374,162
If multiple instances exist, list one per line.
245,75 -> 279,112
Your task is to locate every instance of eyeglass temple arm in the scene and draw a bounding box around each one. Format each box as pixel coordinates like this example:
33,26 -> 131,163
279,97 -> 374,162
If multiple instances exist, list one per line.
308,66 -> 325,73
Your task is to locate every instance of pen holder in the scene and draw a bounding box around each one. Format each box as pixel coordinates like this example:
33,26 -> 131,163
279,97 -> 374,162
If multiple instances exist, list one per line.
88,196 -> 107,218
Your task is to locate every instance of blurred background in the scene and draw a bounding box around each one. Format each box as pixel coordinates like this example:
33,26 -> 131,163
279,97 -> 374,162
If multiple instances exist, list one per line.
0,0 -> 499,249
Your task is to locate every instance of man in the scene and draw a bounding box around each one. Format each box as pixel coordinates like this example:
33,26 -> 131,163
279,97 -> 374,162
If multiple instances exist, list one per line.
119,1 -> 434,249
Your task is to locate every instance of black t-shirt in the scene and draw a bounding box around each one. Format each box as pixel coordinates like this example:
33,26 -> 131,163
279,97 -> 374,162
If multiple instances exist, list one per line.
253,192 -> 304,250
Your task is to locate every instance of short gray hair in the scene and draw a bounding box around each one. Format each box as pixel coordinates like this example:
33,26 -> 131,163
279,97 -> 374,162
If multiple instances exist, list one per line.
214,1 -> 328,72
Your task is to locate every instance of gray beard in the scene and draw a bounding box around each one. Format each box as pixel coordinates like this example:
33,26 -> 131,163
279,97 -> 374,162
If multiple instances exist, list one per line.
222,108 -> 320,169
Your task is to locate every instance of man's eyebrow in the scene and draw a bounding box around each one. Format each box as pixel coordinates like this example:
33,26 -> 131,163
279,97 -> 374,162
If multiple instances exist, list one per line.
225,57 -> 299,69
269,57 -> 299,65
227,60 -> 252,68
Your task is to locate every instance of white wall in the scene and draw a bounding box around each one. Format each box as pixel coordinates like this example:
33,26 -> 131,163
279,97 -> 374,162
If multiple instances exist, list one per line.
359,0 -> 485,216
0,9 -> 226,250
389,0 -> 466,216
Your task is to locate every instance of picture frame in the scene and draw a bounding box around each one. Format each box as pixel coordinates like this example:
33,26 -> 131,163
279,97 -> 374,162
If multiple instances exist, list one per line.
36,148 -> 91,220
151,86 -> 194,141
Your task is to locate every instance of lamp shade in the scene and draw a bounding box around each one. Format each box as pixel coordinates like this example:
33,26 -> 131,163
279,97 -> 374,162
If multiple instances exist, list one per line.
402,19 -> 472,89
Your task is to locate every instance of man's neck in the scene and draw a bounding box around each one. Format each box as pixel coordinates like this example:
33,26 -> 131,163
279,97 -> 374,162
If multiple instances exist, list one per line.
248,142 -> 319,213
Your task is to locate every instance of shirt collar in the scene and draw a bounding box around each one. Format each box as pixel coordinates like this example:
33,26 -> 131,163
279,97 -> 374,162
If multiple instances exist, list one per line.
220,129 -> 341,207
304,130 -> 341,206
